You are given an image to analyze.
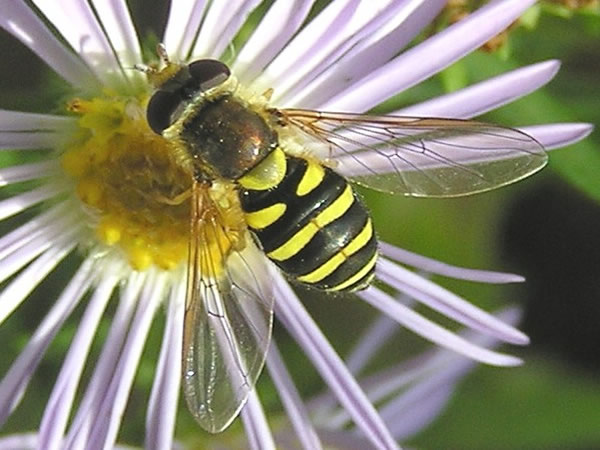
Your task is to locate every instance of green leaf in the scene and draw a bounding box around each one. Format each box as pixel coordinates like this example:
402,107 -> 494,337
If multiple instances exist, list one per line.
542,3 -> 575,19
520,4 -> 542,30
440,60 -> 470,93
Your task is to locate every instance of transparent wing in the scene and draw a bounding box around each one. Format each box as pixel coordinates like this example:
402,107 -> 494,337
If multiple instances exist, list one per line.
275,109 -> 548,197
183,182 -> 274,433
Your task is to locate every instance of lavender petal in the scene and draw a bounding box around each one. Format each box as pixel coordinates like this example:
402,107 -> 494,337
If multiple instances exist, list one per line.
191,0 -> 262,60
275,277 -> 401,450
521,123 -> 594,149
0,203 -> 70,262
264,0 -> 361,101
64,272 -> 145,448
241,390 -> 277,450
266,341 -> 323,450
0,260 -> 94,426
0,184 -> 64,221
0,131 -> 63,149
0,161 -> 59,186
162,0 -> 209,61
322,0 -> 537,112
31,0 -> 125,85
397,60 -> 561,118
273,0 -> 414,106
379,242 -> 525,284
0,433 -> 38,450
0,223 -> 72,286
384,308 -> 522,439
0,110 -> 74,131
234,0 -> 315,82
0,237 -> 77,325
345,314 -> 400,376
289,0 -> 447,108
358,287 -> 523,366
38,274 -> 119,450
324,307 -> 523,429
86,272 -> 166,449
1,0 -> 97,87
377,258 -> 529,344
386,382 -> 454,440
90,0 -> 144,84
145,281 -> 185,450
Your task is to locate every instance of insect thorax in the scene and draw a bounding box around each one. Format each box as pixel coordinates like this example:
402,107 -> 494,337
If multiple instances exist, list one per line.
177,94 -> 279,181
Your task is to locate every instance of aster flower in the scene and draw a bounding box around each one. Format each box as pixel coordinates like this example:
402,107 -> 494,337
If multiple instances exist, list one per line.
0,0 -> 592,449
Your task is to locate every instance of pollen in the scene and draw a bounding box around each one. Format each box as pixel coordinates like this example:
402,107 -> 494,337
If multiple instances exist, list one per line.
62,91 -> 244,272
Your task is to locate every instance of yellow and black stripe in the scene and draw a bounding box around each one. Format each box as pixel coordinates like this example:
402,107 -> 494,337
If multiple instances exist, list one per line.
238,149 -> 377,292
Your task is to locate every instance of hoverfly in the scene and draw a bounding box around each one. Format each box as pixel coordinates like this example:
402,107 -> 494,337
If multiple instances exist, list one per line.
143,45 -> 546,433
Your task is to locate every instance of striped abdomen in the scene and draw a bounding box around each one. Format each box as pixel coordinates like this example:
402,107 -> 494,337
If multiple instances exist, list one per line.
238,149 -> 377,292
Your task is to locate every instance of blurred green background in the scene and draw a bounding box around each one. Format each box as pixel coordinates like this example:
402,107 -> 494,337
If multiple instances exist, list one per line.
0,1 -> 599,449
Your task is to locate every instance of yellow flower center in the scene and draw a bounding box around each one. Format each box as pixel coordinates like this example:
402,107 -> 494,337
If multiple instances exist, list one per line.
61,89 -> 244,272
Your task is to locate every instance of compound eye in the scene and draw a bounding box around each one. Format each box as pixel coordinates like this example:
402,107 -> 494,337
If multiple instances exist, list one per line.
146,90 -> 181,135
188,59 -> 231,91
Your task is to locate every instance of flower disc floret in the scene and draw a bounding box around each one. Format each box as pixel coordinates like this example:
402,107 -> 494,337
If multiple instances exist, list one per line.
60,91 -> 243,272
